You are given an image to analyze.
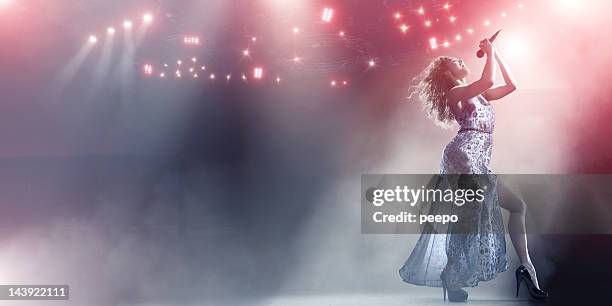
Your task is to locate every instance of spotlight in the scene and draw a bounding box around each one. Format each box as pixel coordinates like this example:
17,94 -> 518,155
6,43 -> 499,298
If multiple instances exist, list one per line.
242,74 -> 247,80
322,7 -> 334,23
276,77 -> 281,83
330,80 -> 337,87
293,56 -> 301,63
107,27 -> 116,35
450,16 -> 457,23
429,37 -> 438,50
467,28 -> 474,34
88,35 -> 98,44
160,72 -> 165,78
518,3 -> 524,9
400,24 -> 410,33
455,34 -> 462,41
501,12 -> 507,18
243,49 -> 250,56
192,57 -> 197,63
424,20 -> 432,27
484,20 -> 491,26
342,80 -> 348,86
394,12 -> 402,20
143,64 -> 153,75
444,3 -> 451,10
252,37 -> 257,42
177,60 -> 182,65
339,31 -> 345,37
123,20 -> 133,29
184,36 -> 201,46
293,27 -> 300,34
201,66 -> 206,70
189,67 -> 194,73
194,73 -> 199,78
253,67 -> 263,79
418,7 -> 424,15
226,74 -> 231,81
210,74 -> 216,79
368,59 -> 376,67
143,13 -> 153,24
443,41 -> 450,48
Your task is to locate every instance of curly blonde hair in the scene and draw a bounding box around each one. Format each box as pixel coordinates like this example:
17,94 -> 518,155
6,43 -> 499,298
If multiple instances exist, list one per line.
408,56 -> 457,129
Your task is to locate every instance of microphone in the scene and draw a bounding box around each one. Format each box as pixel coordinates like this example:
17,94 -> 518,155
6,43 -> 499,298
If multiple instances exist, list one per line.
477,29 -> 502,58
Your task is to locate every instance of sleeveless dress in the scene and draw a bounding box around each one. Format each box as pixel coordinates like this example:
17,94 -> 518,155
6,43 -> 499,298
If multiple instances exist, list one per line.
398,94 -> 508,288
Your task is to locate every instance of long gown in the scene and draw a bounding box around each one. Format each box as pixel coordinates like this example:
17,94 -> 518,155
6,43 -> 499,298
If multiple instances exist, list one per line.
398,94 -> 508,288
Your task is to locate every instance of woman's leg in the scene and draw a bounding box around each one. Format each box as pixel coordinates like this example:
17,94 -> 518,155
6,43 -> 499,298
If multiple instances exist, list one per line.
497,180 -> 541,289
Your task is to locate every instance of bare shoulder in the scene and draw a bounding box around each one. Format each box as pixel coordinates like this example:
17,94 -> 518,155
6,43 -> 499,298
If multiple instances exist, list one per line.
447,86 -> 464,116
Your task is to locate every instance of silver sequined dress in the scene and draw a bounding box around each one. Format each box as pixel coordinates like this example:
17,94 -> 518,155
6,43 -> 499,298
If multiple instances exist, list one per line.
399,94 -> 508,288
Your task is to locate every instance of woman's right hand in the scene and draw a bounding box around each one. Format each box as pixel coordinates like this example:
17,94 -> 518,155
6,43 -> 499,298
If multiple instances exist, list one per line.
479,38 -> 493,55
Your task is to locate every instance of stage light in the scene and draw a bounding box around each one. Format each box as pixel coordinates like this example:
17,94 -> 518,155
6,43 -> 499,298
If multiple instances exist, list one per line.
444,3 -> 451,10
226,74 -> 231,81
484,20 -> 491,26
184,36 -> 201,46
192,57 -> 197,63
425,20 -> 432,27
210,74 -> 216,79
394,12 -> 402,20
143,13 -> 153,24
194,73 -> 199,78
429,37 -> 438,49
243,49 -> 250,56
276,77 -> 281,83
123,20 -> 133,29
143,64 -> 153,75
400,24 -> 410,33
518,3 -> 524,9
252,37 -> 257,42
107,27 -> 116,35
242,74 -> 247,80
455,34 -> 462,41
88,35 -> 98,44
293,56 -> 301,62
293,27 -> 300,34
330,80 -> 337,87
443,41 -> 450,48
160,72 -> 165,78
253,67 -> 263,79
201,66 -> 206,70
501,12 -> 507,18
450,16 -> 457,23
189,67 -> 194,73
418,7 -> 424,15
467,28 -> 474,34
322,7 -> 334,23
342,80 -> 348,86
368,59 -> 376,67
163,63 -> 168,67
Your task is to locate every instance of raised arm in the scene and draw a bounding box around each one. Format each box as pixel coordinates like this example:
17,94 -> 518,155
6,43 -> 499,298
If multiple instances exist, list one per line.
482,50 -> 517,101
448,39 -> 496,104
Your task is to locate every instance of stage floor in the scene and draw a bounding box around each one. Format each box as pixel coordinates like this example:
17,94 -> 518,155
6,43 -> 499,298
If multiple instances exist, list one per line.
133,294 -> 538,306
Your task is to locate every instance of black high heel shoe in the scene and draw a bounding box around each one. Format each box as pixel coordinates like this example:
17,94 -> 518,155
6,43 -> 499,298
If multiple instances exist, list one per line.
441,269 -> 468,302
516,265 -> 548,301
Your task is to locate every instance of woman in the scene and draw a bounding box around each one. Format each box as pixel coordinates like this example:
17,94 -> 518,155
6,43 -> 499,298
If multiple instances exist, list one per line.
398,38 -> 549,302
